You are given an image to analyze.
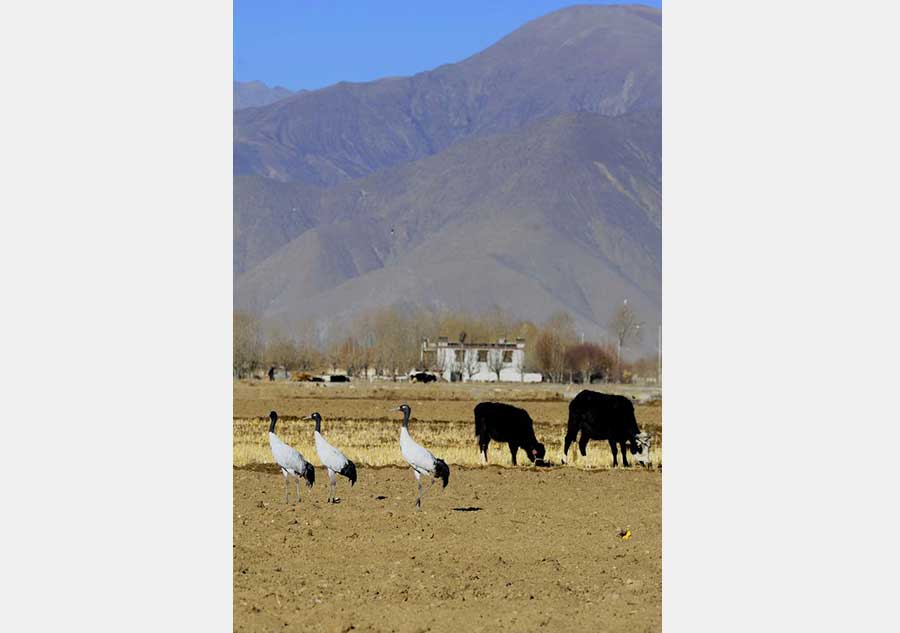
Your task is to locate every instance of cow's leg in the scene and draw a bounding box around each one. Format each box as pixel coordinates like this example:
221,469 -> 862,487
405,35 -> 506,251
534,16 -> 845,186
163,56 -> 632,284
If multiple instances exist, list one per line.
563,422 -> 580,464
508,443 -> 518,466
479,436 -> 489,464
620,440 -> 630,467
609,439 -> 619,467
578,434 -> 590,458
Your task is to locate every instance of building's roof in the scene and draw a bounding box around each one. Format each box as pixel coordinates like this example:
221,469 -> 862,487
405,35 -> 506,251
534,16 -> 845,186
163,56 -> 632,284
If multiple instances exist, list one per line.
424,339 -> 524,349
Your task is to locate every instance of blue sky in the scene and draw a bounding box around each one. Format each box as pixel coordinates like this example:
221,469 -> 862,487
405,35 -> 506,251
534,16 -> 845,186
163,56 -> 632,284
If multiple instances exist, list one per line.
235,1 -> 662,91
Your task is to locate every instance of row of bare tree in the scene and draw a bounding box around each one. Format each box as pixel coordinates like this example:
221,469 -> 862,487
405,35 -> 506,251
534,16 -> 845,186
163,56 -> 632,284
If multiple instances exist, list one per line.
233,302 -> 653,383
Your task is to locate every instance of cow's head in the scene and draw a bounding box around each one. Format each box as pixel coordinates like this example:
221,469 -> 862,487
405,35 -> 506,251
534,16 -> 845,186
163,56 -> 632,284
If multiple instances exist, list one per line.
530,442 -> 547,464
633,432 -> 652,465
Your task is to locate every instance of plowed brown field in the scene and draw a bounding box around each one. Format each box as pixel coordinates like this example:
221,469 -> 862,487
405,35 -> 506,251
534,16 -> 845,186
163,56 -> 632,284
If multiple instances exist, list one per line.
234,380 -> 661,632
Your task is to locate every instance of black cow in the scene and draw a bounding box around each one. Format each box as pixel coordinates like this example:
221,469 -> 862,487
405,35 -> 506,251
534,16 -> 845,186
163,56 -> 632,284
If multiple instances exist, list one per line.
563,390 -> 644,467
328,375 -> 350,383
411,372 -> 437,383
474,402 -> 546,466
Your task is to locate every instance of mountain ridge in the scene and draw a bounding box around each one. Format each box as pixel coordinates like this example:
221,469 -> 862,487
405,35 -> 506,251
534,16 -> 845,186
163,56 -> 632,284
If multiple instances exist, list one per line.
234,4 -> 660,185
233,4 -> 662,352
233,80 -> 294,110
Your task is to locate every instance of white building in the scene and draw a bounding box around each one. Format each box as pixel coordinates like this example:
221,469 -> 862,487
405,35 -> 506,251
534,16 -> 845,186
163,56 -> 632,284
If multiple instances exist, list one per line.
421,337 -> 542,383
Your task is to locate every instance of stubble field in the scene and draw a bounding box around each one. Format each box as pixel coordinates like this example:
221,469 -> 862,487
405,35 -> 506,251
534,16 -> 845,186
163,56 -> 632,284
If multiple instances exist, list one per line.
234,380 -> 662,632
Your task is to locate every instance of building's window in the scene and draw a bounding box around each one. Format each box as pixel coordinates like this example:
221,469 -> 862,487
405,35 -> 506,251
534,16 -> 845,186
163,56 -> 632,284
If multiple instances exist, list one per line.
503,350 -> 513,363
477,350 -> 488,362
455,350 -> 465,362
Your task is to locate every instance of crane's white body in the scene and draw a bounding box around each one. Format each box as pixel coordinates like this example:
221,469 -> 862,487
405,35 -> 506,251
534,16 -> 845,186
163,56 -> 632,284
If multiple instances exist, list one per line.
396,406 -> 448,510
315,431 -> 351,474
310,415 -> 356,503
270,432 -> 310,477
269,430 -> 311,503
400,426 -> 439,476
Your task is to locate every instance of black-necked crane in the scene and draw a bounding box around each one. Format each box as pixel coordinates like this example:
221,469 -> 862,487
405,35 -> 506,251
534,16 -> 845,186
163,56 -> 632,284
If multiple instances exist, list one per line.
394,403 -> 450,510
305,412 -> 357,503
267,411 -> 315,503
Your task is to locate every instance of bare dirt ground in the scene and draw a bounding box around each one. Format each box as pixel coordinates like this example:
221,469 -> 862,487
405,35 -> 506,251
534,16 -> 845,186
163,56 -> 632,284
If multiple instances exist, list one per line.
234,380 -> 661,632
234,466 -> 661,633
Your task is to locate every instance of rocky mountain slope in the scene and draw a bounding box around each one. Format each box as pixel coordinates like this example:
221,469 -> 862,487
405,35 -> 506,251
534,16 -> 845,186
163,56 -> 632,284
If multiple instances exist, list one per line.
234,5 -> 662,351
234,5 -> 660,185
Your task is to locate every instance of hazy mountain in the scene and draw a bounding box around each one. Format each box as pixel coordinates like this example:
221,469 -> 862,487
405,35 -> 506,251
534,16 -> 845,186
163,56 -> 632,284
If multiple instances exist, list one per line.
234,5 -> 660,185
233,175 -> 321,276
235,111 -> 660,348
233,80 -> 293,110
234,4 -> 662,351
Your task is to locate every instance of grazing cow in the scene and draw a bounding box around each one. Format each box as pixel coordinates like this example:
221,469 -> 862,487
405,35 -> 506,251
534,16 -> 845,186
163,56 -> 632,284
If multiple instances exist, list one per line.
328,375 -> 350,383
563,390 -> 645,467
410,372 -> 437,383
474,402 -> 546,466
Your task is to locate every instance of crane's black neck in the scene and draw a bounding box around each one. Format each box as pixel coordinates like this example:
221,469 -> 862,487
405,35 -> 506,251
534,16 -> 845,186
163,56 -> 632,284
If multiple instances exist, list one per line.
268,414 -> 277,433
402,409 -> 410,428
315,417 -> 321,432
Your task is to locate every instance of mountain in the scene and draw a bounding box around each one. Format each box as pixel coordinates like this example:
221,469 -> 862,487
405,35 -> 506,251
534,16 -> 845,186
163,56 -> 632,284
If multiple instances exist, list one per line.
235,110 -> 660,346
233,80 -> 293,110
233,175 -> 321,276
234,4 -> 662,352
234,4 -> 660,185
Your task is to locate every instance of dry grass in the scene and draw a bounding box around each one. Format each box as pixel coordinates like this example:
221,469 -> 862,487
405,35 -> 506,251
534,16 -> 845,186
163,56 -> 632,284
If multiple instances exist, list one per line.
233,380 -> 662,469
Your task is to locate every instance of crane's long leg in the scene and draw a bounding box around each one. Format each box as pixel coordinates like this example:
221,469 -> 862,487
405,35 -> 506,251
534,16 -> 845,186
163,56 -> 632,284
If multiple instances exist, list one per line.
282,470 -> 290,504
296,476 -> 302,503
327,469 -> 337,503
419,476 -> 438,503
413,469 -> 422,510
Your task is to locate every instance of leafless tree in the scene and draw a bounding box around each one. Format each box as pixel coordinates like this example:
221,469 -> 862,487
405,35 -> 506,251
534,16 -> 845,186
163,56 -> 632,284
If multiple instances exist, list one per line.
536,331 -> 564,382
535,311 -> 577,382
565,342 -> 615,383
291,319 -> 321,372
609,301 -> 644,372
464,349 -> 479,380
370,306 -> 422,380
333,336 -> 366,377
516,352 -> 526,382
265,332 -> 298,378
487,349 -> 505,381
233,311 -> 264,379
